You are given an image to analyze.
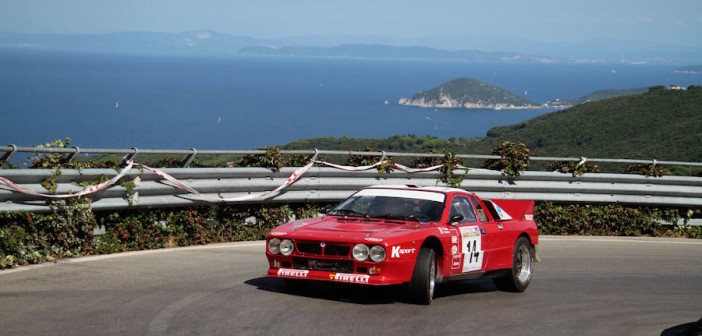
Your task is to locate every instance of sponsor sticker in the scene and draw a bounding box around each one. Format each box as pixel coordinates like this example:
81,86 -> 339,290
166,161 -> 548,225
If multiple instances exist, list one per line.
451,245 -> 458,254
277,268 -> 309,278
525,214 -> 534,221
459,225 -> 484,273
391,246 -> 416,258
451,236 -> 458,244
329,273 -> 370,284
438,227 -> 451,235
270,231 -> 287,236
365,237 -> 383,242
452,255 -> 462,269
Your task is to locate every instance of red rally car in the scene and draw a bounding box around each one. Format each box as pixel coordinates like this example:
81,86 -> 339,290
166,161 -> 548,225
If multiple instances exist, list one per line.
265,185 -> 539,304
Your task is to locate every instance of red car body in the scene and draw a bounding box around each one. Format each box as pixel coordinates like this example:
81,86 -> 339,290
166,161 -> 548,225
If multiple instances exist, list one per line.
265,185 -> 538,303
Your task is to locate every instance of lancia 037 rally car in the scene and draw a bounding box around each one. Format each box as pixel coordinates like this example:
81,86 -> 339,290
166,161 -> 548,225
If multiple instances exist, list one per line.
265,185 -> 538,304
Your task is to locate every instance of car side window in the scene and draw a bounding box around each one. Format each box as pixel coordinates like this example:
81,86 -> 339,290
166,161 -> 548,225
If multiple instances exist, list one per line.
470,197 -> 489,222
449,197 -> 478,224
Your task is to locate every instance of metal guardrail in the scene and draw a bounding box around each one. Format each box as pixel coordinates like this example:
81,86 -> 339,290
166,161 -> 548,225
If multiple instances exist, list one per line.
2,146 -> 702,214
3,145 -> 702,168
1,164 -> 702,212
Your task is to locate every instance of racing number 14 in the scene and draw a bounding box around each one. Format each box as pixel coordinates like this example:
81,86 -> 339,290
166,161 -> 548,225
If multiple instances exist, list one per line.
459,225 -> 483,273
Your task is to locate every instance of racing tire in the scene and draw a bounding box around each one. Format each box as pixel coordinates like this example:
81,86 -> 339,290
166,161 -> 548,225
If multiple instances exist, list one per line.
493,237 -> 534,292
408,247 -> 437,305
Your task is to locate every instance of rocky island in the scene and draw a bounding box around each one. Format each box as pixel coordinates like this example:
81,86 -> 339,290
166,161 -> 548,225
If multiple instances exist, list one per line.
398,77 -> 542,110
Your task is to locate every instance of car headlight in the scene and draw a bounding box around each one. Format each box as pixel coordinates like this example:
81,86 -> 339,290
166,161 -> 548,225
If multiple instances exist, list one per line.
268,238 -> 281,254
352,244 -> 370,261
280,239 -> 294,256
370,245 -> 386,262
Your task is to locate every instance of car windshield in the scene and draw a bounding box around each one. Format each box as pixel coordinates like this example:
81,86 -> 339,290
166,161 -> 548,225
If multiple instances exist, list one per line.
330,194 -> 444,222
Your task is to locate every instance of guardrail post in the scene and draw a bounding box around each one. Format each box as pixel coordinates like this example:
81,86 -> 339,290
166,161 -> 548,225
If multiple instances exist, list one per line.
0,144 -> 17,163
123,147 -> 139,164
62,146 -> 80,163
182,148 -> 197,168
310,148 -> 320,162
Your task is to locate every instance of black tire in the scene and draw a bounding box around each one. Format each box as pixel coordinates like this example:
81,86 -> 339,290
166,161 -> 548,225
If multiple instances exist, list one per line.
494,237 -> 534,292
408,247 -> 437,305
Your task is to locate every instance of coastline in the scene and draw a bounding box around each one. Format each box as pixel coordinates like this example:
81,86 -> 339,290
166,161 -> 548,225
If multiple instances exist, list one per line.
398,97 -> 544,110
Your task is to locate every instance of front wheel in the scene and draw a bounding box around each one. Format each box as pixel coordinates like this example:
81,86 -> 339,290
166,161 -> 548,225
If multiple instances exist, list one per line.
408,247 -> 436,305
494,237 -> 534,292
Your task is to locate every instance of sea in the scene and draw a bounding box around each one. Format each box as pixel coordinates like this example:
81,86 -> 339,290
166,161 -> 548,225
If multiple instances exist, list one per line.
1,49 -> 700,151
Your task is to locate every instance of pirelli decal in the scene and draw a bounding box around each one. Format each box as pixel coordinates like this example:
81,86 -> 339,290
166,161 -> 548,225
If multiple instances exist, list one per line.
277,268 -> 309,278
329,273 -> 370,284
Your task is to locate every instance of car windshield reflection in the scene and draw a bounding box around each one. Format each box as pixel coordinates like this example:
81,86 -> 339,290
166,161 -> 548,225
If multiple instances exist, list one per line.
330,195 -> 443,222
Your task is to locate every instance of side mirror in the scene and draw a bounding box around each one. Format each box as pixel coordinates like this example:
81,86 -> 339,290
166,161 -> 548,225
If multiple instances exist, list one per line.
323,205 -> 334,214
449,214 -> 464,225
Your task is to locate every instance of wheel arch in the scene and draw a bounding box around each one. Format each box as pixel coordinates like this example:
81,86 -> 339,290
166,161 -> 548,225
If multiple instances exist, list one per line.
420,235 -> 444,256
420,236 -> 445,280
517,231 -> 539,263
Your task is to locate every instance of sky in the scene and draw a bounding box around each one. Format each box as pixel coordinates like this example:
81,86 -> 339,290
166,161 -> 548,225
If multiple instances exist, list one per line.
1,0 -> 701,56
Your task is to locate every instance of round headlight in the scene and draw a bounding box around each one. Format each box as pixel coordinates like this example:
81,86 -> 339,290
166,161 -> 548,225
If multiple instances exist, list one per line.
280,239 -> 294,256
268,238 -> 281,254
352,244 -> 370,261
369,245 -> 386,262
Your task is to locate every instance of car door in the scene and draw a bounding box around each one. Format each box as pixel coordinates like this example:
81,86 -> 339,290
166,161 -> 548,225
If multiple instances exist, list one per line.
469,196 -> 508,271
448,196 -> 486,274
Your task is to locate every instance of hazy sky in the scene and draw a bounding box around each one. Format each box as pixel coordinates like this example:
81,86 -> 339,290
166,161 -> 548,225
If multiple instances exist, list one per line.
1,0 -> 700,50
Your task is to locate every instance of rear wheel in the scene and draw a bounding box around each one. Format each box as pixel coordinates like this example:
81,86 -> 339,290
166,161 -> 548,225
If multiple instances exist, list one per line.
494,237 -> 534,292
408,247 -> 436,305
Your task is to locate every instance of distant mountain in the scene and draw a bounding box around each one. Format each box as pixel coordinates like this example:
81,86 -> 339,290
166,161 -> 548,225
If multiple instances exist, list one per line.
1,31 -> 695,63
478,85 -> 702,161
282,86 -> 702,162
0,30 -> 287,55
674,65 -> 702,74
239,44 -> 564,63
544,87 -> 649,108
398,77 -> 541,110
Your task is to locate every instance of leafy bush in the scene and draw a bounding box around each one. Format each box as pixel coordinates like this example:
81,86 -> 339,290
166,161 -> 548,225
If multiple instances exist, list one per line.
236,146 -> 311,171
535,202 -> 702,238
0,203 -> 326,269
411,149 -> 467,187
481,141 -> 530,178
545,160 -> 601,176
625,163 -> 670,177
344,147 -> 394,173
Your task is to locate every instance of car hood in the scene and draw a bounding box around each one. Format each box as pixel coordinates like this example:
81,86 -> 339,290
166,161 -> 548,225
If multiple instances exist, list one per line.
270,216 -> 429,243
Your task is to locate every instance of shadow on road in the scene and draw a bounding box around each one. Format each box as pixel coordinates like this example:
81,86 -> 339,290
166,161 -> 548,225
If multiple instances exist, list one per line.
434,278 -> 498,299
661,317 -> 702,336
245,276 -> 498,304
245,276 -> 401,304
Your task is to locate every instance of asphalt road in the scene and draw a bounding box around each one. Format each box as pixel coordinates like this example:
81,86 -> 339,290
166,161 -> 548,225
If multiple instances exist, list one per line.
1,236 -> 701,336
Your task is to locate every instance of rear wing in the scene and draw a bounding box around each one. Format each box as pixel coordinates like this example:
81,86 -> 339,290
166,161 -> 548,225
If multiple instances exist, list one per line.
483,199 -> 535,222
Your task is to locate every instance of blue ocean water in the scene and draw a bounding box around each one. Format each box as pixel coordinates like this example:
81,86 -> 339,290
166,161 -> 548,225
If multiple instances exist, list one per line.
1,49 -> 700,150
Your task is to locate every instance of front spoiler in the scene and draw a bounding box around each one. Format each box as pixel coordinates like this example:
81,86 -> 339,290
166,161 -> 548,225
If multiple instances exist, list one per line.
267,268 -> 401,286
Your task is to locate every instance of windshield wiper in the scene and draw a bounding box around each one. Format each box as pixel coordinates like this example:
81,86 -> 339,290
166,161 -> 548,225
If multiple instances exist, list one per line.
373,213 -> 413,221
329,209 -> 368,217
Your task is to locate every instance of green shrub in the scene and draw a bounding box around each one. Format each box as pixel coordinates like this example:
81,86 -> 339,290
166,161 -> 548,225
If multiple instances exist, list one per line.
545,160 -> 601,176
481,141 -> 530,179
535,202 -> 701,238
625,163 -> 670,177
